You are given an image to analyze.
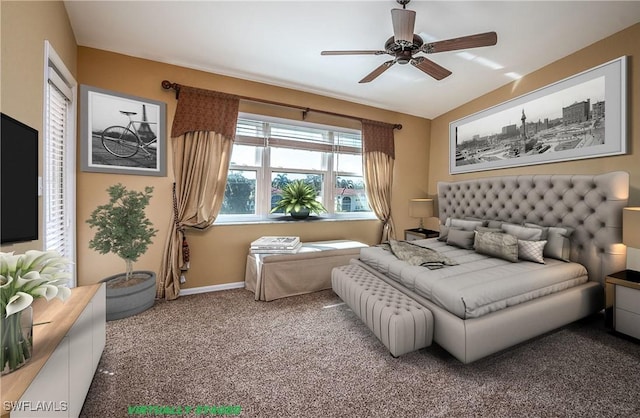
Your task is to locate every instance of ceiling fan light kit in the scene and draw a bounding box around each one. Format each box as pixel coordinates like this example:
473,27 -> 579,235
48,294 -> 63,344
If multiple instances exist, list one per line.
321,0 -> 498,83
391,8 -> 416,46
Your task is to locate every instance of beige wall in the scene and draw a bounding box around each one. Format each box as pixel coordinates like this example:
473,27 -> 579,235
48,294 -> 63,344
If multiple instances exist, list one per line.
76,47 -> 431,288
428,23 -> 640,217
10,3 -> 636,292
0,1 -> 77,253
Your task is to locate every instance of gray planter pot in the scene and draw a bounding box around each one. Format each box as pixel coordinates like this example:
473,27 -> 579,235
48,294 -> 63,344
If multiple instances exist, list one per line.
101,271 -> 156,321
290,207 -> 310,219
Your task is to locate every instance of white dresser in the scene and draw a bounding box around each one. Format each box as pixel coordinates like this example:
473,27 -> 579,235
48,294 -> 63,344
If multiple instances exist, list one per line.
1,283 -> 106,418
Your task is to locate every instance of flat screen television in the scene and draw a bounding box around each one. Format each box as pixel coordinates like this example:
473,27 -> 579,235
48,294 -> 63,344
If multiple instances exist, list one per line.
1,113 -> 39,244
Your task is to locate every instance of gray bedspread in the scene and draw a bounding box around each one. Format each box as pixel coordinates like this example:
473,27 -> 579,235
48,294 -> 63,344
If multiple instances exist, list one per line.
379,240 -> 458,269
360,238 -> 589,319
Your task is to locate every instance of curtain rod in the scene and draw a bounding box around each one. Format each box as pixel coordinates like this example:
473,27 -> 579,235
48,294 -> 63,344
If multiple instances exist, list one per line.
161,80 -> 402,130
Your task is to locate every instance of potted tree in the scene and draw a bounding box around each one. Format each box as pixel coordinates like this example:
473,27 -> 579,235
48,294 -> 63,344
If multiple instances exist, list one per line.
270,179 -> 327,219
87,183 -> 158,321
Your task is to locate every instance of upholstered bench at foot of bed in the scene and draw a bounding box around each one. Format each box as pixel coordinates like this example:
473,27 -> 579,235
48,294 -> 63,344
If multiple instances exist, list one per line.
331,264 -> 433,357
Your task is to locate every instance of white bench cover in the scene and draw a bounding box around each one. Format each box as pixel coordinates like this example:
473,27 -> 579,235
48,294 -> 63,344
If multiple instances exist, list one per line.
245,240 -> 367,301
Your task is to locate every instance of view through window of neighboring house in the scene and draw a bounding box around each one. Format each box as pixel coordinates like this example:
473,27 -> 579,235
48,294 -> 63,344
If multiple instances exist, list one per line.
219,116 -> 371,220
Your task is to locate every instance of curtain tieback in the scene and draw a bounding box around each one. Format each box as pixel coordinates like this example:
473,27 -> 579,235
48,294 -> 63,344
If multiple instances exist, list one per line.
172,182 -> 191,271
181,236 -> 190,265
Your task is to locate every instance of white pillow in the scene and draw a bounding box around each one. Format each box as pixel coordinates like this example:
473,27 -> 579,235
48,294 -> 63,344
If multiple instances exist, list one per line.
440,218 -> 483,241
501,224 -> 543,241
450,218 -> 484,231
524,223 -> 573,261
518,240 -> 547,264
446,228 -> 476,249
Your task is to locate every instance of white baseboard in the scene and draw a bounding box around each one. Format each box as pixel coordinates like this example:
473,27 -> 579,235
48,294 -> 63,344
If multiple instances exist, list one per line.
179,281 -> 245,296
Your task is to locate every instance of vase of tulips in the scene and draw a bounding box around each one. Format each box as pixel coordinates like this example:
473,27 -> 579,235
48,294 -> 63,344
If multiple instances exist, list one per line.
0,250 -> 71,375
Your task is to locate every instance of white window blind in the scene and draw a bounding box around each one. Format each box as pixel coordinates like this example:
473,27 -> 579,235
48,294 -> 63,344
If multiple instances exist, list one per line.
43,41 -> 76,285
334,131 -> 362,155
44,81 -> 69,257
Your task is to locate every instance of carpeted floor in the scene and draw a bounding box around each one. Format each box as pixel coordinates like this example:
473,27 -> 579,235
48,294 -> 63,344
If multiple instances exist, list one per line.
80,288 -> 640,417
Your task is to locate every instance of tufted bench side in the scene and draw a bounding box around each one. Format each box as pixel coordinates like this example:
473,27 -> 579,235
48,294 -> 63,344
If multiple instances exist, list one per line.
332,264 -> 433,357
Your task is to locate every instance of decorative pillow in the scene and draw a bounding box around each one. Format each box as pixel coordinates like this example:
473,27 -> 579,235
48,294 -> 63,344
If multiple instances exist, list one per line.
476,226 -> 503,233
438,225 -> 450,242
440,218 -> 482,241
450,218 -> 484,231
474,231 -> 519,262
518,240 -> 547,264
524,223 -> 549,240
524,223 -> 573,261
464,217 -> 489,226
546,227 -> 573,261
501,224 -> 543,241
446,228 -> 476,249
487,220 -> 506,229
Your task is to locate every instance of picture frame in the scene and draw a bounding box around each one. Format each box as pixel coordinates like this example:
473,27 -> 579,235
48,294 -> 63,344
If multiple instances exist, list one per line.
80,85 -> 166,176
449,56 -> 627,174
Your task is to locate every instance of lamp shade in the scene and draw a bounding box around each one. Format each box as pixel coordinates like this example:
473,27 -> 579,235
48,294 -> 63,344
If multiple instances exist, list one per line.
623,207 -> 640,249
409,198 -> 434,219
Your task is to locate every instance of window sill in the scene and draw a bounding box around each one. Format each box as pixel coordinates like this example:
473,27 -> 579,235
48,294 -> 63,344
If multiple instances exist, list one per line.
214,214 -> 378,226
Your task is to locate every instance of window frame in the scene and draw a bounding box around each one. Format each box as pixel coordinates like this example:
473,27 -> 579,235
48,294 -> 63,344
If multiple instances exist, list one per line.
43,41 -> 77,286
217,114 -> 375,223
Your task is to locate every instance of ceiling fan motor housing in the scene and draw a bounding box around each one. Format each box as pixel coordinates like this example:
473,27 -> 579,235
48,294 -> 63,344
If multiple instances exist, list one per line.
385,35 -> 423,64
320,0 -> 497,83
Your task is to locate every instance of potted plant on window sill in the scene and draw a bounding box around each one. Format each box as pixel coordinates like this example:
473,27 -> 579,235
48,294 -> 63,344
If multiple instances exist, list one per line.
270,179 -> 327,220
87,184 -> 158,321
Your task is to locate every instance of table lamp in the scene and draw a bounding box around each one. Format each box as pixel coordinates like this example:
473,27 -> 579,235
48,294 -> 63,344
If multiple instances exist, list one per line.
623,207 -> 640,271
409,198 -> 433,231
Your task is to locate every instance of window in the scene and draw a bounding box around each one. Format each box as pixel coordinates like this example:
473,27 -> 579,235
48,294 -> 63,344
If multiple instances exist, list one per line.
43,41 -> 77,285
219,115 -> 372,221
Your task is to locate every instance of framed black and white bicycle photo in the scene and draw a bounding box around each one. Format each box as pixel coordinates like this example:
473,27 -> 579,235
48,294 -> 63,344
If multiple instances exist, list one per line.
80,85 -> 167,176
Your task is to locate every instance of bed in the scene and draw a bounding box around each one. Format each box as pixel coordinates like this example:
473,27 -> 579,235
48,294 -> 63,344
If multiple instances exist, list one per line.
351,171 -> 629,363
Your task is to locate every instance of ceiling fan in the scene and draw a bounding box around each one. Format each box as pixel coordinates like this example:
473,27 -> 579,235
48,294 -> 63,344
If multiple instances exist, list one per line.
321,0 -> 498,83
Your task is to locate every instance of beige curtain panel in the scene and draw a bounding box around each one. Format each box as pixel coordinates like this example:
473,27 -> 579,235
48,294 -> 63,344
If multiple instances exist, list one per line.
362,120 -> 396,243
158,87 -> 239,300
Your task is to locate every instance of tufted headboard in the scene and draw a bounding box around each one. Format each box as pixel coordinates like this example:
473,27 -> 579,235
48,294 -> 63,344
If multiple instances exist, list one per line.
437,171 -> 629,284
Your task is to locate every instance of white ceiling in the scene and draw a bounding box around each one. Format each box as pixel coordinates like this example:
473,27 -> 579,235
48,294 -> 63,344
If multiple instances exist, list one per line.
64,1 -> 640,120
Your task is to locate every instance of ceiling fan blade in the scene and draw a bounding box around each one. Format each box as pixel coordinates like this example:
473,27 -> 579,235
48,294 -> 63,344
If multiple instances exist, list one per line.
359,60 -> 396,83
391,8 -> 416,46
321,50 -> 386,56
420,31 -> 498,54
410,57 -> 452,80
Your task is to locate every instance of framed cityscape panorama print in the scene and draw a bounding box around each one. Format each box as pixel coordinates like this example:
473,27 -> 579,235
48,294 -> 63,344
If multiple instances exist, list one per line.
449,56 -> 627,174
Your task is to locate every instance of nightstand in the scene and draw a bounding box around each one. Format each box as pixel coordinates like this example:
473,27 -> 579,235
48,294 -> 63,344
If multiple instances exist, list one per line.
605,269 -> 640,340
404,228 -> 439,241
